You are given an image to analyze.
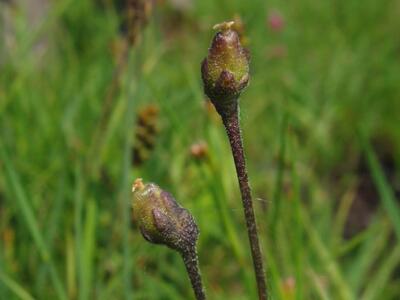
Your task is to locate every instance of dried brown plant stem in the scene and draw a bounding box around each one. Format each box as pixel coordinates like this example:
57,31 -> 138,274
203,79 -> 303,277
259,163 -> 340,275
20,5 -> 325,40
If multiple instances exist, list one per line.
88,0 -> 154,175
221,104 -> 267,300
181,248 -> 206,300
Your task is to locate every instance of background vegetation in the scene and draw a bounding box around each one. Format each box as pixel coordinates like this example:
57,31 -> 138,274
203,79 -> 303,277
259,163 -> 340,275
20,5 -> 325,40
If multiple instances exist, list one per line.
1,0 -> 400,299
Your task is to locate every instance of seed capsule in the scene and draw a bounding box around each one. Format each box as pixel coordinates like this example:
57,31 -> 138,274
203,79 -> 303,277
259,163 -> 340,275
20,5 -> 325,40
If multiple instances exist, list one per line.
201,21 -> 250,116
132,178 -> 199,254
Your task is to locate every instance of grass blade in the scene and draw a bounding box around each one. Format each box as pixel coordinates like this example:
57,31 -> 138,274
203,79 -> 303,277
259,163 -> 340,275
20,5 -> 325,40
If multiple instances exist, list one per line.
361,244 -> 400,300
0,271 -> 35,300
0,143 -> 67,300
360,136 -> 400,240
307,269 -> 330,300
302,208 -> 354,300
81,200 -> 97,300
347,219 -> 390,295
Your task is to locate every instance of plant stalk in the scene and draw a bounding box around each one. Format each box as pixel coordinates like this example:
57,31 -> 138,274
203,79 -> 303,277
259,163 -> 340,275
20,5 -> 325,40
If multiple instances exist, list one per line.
181,248 -> 206,300
221,104 -> 267,300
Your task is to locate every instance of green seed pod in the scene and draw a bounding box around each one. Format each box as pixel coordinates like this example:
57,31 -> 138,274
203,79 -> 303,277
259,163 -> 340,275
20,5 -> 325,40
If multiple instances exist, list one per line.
201,21 -> 250,116
132,178 -> 199,254
132,179 -> 206,299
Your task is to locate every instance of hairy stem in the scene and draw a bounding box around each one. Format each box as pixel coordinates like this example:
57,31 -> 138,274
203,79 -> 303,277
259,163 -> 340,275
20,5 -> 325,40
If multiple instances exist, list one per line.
221,105 -> 267,300
181,248 -> 206,300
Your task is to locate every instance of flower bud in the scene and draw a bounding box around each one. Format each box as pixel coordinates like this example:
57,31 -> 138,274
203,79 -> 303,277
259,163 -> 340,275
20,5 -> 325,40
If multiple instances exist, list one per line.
132,178 -> 199,254
201,21 -> 250,116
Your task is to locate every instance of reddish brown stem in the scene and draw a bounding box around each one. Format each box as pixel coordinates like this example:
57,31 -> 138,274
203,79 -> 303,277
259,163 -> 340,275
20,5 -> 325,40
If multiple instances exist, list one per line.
181,248 -> 206,300
221,105 -> 267,300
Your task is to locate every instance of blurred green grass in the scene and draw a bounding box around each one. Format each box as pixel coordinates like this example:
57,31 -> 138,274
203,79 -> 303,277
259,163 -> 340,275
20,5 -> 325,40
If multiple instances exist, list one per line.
1,0 -> 400,299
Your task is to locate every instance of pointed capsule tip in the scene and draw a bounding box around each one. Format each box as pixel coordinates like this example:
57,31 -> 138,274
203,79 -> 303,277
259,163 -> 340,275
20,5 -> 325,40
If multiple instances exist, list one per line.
132,178 -> 145,192
213,21 -> 235,31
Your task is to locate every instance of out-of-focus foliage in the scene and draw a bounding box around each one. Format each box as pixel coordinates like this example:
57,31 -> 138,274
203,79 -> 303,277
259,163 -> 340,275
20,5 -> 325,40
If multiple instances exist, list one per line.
1,0 -> 400,299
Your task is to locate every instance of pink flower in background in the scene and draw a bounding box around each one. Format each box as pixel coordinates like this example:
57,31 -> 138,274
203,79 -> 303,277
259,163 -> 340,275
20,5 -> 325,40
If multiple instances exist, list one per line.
268,10 -> 285,32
